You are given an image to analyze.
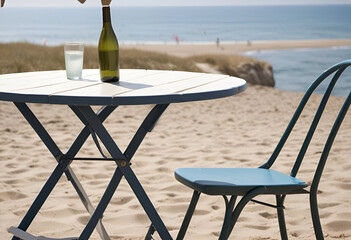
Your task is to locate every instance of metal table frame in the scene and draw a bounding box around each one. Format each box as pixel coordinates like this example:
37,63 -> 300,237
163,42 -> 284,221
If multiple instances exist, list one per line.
0,69 -> 246,240
9,103 -> 171,240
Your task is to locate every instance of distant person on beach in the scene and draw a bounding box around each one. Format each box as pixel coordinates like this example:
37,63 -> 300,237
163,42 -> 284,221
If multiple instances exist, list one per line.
216,37 -> 220,48
175,36 -> 180,44
1,0 -> 111,7
172,34 -> 183,44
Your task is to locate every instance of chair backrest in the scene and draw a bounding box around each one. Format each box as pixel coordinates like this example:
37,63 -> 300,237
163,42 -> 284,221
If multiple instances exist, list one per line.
259,59 -> 351,190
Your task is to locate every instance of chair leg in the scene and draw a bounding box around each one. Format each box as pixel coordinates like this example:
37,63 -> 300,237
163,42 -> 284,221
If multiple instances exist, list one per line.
218,196 -> 236,240
310,191 -> 324,240
227,187 -> 267,238
276,195 -> 288,240
176,191 -> 201,240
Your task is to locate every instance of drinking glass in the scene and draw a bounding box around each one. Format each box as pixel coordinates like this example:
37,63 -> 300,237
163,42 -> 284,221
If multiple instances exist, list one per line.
64,42 -> 84,80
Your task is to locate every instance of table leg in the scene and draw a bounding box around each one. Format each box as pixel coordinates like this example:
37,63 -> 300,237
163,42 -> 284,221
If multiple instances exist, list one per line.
63,106 -> 116,240
12,160 -> 71,240
76,105 -> 172,240
121,163 -> 173,240
13,103 -> 115,240
79,167 -> 124,239
64,168 -> 110,240
11,103 -> 172,239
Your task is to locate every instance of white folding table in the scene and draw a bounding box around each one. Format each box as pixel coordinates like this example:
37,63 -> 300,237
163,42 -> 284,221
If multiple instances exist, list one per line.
0,69 -> 246,240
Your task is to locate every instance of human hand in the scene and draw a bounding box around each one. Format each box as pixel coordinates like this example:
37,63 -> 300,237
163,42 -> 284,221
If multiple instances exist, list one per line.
76,0 -> 112,5
101,0 -> 112,5
75,0 -> 113,4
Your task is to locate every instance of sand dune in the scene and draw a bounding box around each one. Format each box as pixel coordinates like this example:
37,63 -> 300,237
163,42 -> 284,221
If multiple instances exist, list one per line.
0,83 -> 350,239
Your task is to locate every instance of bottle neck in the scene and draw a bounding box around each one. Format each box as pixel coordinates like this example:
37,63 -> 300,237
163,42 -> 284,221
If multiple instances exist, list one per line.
102,6 -> 111,23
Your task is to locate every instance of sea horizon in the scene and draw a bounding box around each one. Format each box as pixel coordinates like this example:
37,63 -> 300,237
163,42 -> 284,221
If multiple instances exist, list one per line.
0,5 -> 350,96
3,3 -> 351,8
1,5 -> 350,45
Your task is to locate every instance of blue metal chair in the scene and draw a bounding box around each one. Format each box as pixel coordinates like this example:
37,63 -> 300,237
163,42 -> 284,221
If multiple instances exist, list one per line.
174,60 -> 351,240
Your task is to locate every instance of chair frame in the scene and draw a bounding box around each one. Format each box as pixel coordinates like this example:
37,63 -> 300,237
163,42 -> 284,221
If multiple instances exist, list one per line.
175,60 -> 351,240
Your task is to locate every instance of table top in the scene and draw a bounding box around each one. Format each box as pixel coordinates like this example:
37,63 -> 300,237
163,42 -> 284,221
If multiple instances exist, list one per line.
0,69 -> 246,106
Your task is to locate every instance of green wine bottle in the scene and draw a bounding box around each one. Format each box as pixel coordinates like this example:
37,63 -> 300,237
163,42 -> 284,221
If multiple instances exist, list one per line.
98,6 -> 119,82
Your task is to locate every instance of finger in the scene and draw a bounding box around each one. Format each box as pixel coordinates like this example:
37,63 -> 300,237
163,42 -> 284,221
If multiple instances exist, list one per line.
101,0 -> 112,6
1,0 -> 5,8
77,0 -> 86,3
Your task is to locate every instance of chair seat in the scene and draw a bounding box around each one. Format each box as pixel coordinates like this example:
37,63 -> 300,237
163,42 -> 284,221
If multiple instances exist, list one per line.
175,168 -> 308,196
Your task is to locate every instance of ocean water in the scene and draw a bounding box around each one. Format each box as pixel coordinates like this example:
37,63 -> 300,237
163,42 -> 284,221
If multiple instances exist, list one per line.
0,5 -> 350,95
1,5 -> 351,45
243,47 -> 351,97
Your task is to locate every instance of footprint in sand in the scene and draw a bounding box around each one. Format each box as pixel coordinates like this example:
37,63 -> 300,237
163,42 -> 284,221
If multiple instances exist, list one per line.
4,179 -> 19,185
337,183 -> 351,190
259,211 -> 277,219
8,168 -> 29,174
211,205 -> 220,210
325,220 -> 351,232
110,196 -> 133,205
77,215 -> 90,225
244,224 -> 270,231
0,190 -> 27,201
318,202 -> 340,209
166,193 -> 176,198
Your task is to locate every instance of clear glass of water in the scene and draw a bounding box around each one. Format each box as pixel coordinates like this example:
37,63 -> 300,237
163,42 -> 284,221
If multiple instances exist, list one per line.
64,42 -> 84,80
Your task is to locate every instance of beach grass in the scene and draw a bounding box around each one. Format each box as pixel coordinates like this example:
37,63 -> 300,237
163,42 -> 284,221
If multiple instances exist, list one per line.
0,42 -> 201,74
0,42 -> 261,74
0,42 -> 273,86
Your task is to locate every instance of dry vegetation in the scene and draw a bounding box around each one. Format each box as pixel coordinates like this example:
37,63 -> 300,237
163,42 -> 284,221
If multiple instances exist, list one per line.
0,42 -> 201,74
189,54 -> 269,77
0,42 -> 256,74
0,42 -> 273,86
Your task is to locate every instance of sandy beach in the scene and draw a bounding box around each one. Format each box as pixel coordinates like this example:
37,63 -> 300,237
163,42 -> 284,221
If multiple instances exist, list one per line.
1,38 -> 351,239
0,83 -> 350,239
122,39 -> 351,57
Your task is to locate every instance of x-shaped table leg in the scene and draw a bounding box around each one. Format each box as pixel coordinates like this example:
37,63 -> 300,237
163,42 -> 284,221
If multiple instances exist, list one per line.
74,104 -> 172,240
10,103 -> 171,240
11,102 -> 115,240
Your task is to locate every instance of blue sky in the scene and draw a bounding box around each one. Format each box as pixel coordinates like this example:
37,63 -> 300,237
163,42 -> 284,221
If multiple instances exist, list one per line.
4,0 -> 351,7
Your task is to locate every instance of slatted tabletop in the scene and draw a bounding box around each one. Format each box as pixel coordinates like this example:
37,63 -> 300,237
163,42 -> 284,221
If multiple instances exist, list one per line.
0,69 -> 246,105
